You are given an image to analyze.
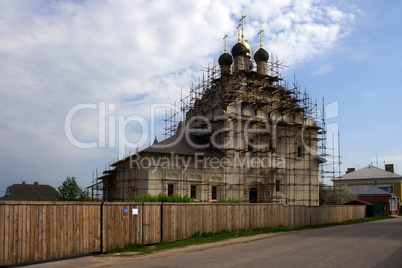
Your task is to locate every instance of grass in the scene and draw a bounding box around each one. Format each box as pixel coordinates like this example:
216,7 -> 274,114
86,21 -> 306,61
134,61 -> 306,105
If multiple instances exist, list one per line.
105,216 -> 392,256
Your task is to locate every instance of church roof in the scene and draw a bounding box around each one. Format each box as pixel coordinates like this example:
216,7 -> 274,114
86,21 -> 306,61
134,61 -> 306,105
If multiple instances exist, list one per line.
140,133 -> 225,158
109,131 -> 226,168
337,166 -> 402,181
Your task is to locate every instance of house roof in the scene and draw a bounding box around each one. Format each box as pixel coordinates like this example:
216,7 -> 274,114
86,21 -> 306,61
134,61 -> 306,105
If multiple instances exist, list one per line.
337,166 -> 402,181
348,185 -> 391,196
345,199 -> 373,206
0,184 -> 57,201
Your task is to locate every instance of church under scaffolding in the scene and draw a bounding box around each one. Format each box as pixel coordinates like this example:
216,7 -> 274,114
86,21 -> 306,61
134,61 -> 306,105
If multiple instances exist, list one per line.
88,17 -> 331,205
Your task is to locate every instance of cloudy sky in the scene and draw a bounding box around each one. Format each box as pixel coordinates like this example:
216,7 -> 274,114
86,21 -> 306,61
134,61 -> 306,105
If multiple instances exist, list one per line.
1,0 -> 401,194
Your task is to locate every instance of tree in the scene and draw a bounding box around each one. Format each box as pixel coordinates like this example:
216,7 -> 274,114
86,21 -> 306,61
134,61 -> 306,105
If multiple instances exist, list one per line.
57,176 -> 89,201
325,185 -> 357,205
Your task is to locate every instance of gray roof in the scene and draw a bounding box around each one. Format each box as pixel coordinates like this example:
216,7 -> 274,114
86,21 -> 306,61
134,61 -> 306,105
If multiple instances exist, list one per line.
348,185 -> 391,196
110,132 -> 225,167
140,133 -> 225,157
0,184 -> 57,201
338,166 -> 402,181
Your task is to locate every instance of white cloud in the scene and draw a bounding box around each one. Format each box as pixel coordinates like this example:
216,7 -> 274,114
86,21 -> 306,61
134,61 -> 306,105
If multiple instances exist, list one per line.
0,0 -> 357,190
312,64 -> 334,75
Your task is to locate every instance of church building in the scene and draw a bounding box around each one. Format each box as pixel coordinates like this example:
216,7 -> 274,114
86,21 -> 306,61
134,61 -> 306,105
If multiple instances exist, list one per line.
98,18 -> 323,205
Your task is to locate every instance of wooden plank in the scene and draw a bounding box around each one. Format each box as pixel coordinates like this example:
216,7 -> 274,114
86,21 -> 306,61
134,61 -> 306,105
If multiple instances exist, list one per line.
96,204 -> 101,251
22,204 -> 28,263
67,204 -> 73,256
102,204 -> 108,252
165,204 -> 171,242
48,205 -> 54,260
89,205 -> 94,252
16,205 -> 23,264
105,204 -> 111,251
45,205 -> 51,260
79,204 -> 84,254
28,205 -> 34,262
62,204 -> 67,257
4,205 -> 12,265
130,204 -> 135,245
139,204 -> 143,246
38,205 -> 44,261
157,204 -> 161,243
83,205 -> 88,253
102,204 -> 107,252
33,205 -> 39,262
13,205 -> 20,264
72,204 -> 77,255
119,204 -> 124,247
55,205 -> 61,258
0,204 -> 5,266
179,204 -> 184,240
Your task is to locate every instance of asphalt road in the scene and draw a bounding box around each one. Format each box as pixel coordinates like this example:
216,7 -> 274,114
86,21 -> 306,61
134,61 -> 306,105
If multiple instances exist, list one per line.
116,217 -> 402,268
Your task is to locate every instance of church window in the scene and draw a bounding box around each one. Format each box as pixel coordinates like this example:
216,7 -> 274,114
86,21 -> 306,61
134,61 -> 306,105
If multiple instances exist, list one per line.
211,186 -> 217,200
276,180 -> 281,192
297,146 -> 303,157
191,185 -> 197,199
168,184 -> 174,196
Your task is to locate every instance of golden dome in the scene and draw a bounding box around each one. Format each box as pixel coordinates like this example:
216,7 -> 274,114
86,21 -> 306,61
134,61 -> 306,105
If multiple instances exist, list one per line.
241,40 -> 251,56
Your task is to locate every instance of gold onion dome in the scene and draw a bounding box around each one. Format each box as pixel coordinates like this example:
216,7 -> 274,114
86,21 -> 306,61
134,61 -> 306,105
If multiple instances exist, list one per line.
241,40 -> 251,56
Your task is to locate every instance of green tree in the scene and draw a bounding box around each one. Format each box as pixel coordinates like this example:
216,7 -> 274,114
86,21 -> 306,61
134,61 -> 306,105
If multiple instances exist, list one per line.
57,176 -> 89,201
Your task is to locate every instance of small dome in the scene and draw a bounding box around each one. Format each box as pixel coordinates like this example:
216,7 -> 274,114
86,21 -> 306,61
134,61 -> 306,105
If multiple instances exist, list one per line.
241,40 -> 251,56
231,42 -> 247,57
254,48 -> 269,62
218,53 -> 233,66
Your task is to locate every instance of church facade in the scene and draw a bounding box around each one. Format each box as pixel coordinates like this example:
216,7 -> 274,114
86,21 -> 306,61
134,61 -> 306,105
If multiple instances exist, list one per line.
99,21 -> 323,205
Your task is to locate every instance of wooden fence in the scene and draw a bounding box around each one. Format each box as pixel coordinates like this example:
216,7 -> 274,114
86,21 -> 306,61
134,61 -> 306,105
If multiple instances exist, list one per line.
0,201 -> 365,266
0,201 -> 101,266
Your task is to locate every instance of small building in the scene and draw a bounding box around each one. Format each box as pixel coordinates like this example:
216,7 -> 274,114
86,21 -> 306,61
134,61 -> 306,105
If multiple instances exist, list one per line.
347,185 -> 399,216
344,199 -> 374,217
0,183 -> 57,201
334,164 -> 402,211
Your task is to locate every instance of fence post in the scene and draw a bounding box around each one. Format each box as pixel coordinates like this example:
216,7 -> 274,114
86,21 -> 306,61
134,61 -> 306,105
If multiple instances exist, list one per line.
141,203 -> 144,245
100,202 -> 103,253
160,203 -> 163,243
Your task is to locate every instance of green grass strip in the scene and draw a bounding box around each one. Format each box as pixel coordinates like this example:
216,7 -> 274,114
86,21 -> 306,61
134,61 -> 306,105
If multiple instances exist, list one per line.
105,216 -> 393,256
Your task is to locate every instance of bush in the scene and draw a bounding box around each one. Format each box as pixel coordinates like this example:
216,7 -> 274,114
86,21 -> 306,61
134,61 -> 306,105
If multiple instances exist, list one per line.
217,198 -> 241,203
127,193 -> 193,203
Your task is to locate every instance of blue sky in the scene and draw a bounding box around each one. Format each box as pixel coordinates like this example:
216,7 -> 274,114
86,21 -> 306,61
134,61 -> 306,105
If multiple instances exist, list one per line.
0,0 -> 401,194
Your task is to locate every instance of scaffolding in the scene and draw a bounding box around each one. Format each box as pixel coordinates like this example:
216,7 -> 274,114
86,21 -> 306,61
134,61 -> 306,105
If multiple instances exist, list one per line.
87,52 -> 338,205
